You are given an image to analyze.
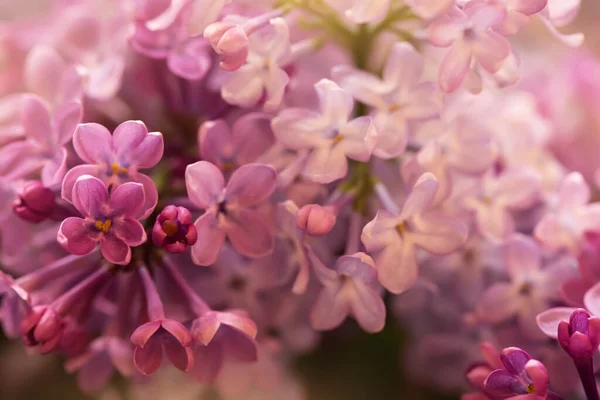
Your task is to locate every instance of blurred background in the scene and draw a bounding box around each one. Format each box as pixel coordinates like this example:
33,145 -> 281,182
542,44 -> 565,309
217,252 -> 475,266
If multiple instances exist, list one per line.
1,0 -> 599,399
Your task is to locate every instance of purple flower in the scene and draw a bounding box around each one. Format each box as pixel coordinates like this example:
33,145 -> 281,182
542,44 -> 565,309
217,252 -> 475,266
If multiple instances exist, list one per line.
0,95 -> 82,185
185,161 -> 277,266
296,204 -> 337,237
476,234 -> 576,338
66,337 -> 134,393
63,120 -> 164,219
272,79 -> 377,183
131,267 -> 194,375
557,309 -> 600,360
58,175 -> 147,265
199,113 -> 275,173
361,173 -> 468,294
152,205 -> 198,253
309,251 -> 386,333
190,310 -> 258,383
484,348 -> 549,399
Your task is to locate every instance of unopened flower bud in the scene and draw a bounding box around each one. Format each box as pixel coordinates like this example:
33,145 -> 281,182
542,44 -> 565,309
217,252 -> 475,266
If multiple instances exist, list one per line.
152,205 -> 198,253
13,181 -> 55,223
204,22 -> 249,71
296,204 -> 336,236
558,308 -> 600,360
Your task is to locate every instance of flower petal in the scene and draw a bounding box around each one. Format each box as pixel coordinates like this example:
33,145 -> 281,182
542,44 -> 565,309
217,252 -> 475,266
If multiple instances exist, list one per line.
225,209 -> 274,258
133,340 -> 162,375
310,287 -> 349,331
112,218 -> 147,247
536,307 -> 577,338
225,163 -> 277,206
185,161 -> 225,209
72,175 -> 109,217
58,217 -> 98,255
191,211 -> 226,266
73,123 -> 113,164
109,182 -> 146,219
100,235 -> 132,265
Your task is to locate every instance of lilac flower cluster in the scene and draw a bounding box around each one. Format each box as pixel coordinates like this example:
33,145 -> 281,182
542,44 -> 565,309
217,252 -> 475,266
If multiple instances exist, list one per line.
0,0 -> 598,398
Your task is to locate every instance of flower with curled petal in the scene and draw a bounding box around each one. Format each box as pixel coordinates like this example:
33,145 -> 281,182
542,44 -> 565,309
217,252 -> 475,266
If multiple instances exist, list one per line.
185,161 -> 277,266
58,175 -> 148,265
361,173 -> 468,294
272,79 -> 377,183
62,120 -> 164,219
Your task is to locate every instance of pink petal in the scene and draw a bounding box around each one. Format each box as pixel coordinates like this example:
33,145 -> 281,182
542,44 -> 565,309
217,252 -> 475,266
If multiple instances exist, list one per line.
504,234 -> 542,280
315,79 -> 353,127
231,113 -> 275,164
475,202 -> 514,241
403,82 -> 443,120
438,41 -> 472,93
400,173 -> 440,219
131,321 -> 162,347
185,161 -> 225,209
225,209 -> 274,258
113,121 -> 148,162
21,95 -> 52,145
302,146 -> 349,184
510,0 -> 548,15
338,116 -> 377,161
534,214 -> 573,252
132,172 -> 160,219
76,352 -> 115,393
349,282 -> 386,333
109,182 -> 146,219
472,32 -> 512,73
41,147 -> 68,186
54,101 -> 83,145
73,123 -> 113,164
199,119 -> 234,167
427,7 -> 467,46
164,337 -> 194,371
383,42 -> 424,91
61,164 -> 103,203
409,211 -> 468,254
536,307 -> 577,338
133,340 -> 163,375
477,283 -> 520,323
225,163 -> 277,206
24,46 -> 67,102
167,39 -> 212,80
525,360 -> 548,396
332,65 -> 392,109
375,241 -> 418,294
191,211 -> 226,266
57,217 -> 98,255
372,114 -> 408,158
112,218 -> 147,247
310,288 -> 349,331
72,175 -> 109,217
100,235 -> 132,265
263,67 -> 289,111
221,65 -> 265,108
361,211 -> 402,251
271,108 -> 330,149
583,282 -> 600,317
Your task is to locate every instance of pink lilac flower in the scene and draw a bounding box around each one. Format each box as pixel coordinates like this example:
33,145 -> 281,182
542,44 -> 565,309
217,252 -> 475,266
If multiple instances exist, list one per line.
308,250 -> 386,333
12,181 -> 56,223
62,120 -> 164,219
428,3 -> 511,93
199,113 -> 275,173
361,173 -> 468,294
221,17 -> 292,110
483,348 -> 551,399
58,175 -> 148,265
131,267 -> 194,375
535,172 -> 600,254
476,234 -> 576,338
152,205 -> 198,253
490,0 -> 548,36
185,161 -> 276,265
334,42 -> 441,159
0,95 -> 82,185
296,204 -> 337,237
272,79 -> 377,183
539,0 -> 583,46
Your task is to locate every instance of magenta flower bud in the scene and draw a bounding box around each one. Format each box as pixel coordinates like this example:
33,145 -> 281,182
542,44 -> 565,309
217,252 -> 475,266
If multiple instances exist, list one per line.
296,204 -> 337,236
152,205 -> 198,253
13,181 -> 55,223
557,308 -> 600,360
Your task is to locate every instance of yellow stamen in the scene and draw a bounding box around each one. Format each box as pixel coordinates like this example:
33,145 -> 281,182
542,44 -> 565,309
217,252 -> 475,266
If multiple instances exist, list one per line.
389,104 -> 401,112
332,134 -> 344,145
223,162 -> 235,172
526,383 -> 535,394
395,223 -> 406,234
162,220 -> 179,237
95,219 -> 112,233
111,163 -> 128,176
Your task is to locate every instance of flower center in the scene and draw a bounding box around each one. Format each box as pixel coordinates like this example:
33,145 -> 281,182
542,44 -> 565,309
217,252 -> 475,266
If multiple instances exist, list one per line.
95,219 -> 112,233
162,220 -> 179,237
395,223 -> 406,235
223,162 -> 235,172
332,134 -> 344,145
519,282 -> 533,296
110,163 -> 128,176
526,383 -> 535,394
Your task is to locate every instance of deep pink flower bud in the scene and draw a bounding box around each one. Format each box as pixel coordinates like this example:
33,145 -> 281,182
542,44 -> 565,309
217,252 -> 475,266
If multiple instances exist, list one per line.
557,308 -> 600,360
21,305 -> 64,353
296,204 -> 337,236
152,205 -> 198,253
13,181 -> 55,223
